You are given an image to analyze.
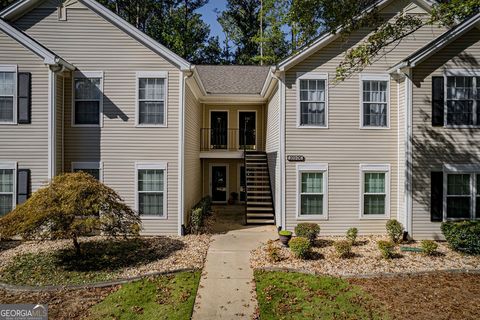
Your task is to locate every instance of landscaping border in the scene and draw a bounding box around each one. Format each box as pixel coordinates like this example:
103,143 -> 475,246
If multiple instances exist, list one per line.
0,268 -> 197,292
256,266 -> 480,279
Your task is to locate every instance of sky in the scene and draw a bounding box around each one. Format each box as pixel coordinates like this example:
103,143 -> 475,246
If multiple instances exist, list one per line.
197,0 -> 228,42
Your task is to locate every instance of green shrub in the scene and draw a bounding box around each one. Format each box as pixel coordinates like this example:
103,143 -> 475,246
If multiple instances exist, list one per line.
200,196 -> 212,217
190,208 -> 203,234
420,240 -> 438,256
346,227 -> 358,245
377,240 -> 395,259
386,220 -> 404,243
289,237 -> 311,259
266,240 -> 282,262
441,221 -> 480,255
334,240 -> 353,258
278,230 -> 292,236
294,223 -> 320,244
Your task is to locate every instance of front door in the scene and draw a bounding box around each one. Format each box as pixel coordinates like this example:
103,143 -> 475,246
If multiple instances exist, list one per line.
211,111 -> 228,149
239,111 -> 256,150
211,165 -> 228,202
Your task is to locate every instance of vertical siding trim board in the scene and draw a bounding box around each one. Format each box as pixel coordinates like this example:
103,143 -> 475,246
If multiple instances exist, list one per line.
135,71 -> 169,128
178,71 -> 186,235
359,73 -> 391,130
71,71 -> 104,128
279,72 -> 286,229
48,68 -> 56,179
397,78 -> 401,221
0,65 -> 17,125
359,164 -> 391,220
405,69 -> 413,235
134,162 -> 168,220
295,163 -> 329,220
295,72 -> 329,129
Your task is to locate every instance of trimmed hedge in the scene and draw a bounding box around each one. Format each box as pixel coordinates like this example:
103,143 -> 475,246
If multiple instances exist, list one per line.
441,221 -> 480,255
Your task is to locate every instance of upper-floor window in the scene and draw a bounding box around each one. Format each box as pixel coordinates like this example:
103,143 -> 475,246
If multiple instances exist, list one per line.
73,71 -> 103,126
446,76 -> 479,126
136,71 -> 167,126
0,66 -> 16,124
361,75 -> 389,128
297,73 -> 328,127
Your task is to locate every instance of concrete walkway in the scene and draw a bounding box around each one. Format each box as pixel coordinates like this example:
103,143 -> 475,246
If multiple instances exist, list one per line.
192,224 -> 276,319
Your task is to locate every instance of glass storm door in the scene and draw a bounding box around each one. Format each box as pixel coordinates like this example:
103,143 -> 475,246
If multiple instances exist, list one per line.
211,165 -> 227,202
211,111 -> 228,149
239,111 -> 256,150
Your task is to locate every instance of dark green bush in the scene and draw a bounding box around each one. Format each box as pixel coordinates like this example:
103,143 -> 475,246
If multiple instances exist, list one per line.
420,240 -> 438,256
334,240 -> 353,258
289,237 -> 311,259
377,240 -> 395,259
294,223 -> 320,244
441,221 -> 480,255
346,227 -> 358,245
386,220 -> 403,243
200,196 -> 212,217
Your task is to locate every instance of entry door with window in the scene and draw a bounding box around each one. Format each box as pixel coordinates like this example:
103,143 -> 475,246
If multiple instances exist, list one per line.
211,112 -> 228,149
211,165 -> 227,202
239,112 -> 256,150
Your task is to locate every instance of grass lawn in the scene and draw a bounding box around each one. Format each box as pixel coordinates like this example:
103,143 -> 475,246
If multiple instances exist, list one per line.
255,270 -> 389,320
0,238 -> 184,286
87,271 -> 200,320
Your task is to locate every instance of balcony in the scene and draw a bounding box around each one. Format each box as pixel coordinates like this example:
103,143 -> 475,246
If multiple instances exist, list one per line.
200,128 -> 257,157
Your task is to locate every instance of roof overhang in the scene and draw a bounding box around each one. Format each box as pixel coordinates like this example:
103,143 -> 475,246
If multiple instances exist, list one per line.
1,0 -> 191,71
388,12 -> 480,74
0,18 -> 74,69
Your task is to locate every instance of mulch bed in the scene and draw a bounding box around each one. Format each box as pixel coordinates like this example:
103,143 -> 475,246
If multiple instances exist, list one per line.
0,286 -> 118,320
349,272 -> 480,320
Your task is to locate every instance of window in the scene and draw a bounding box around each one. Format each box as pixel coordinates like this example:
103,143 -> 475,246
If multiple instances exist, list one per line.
297,73 -> 328,127
0,163 -> 15,216
136,72 -> 167,126
442,167 -> 480,220
73,72 -> 102,126
297,164 -> 328,218
136,163 -> 167,217
361,75 -> 389,128
0,66 -> 16,124
360,164 -> 390,218
72,162 -> 102,180
446,76 -> 479,126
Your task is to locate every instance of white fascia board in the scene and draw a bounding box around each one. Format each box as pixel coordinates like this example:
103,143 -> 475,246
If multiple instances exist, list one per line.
0,0 -> 39,20
200,94 -> 267,104
79,0 -> 191,71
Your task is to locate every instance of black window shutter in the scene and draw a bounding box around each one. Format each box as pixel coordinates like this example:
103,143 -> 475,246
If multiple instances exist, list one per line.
431,171 -> 443,222
432,77 -> 444,126
17,72 -> 31,124
17,169 -> 30,204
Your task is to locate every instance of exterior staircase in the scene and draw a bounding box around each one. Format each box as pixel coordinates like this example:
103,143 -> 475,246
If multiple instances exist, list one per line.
244,151 -> 275,224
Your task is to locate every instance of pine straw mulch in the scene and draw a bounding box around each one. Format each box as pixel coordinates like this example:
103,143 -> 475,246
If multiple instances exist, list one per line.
349,272 -> 480,320
251,236 -> 480,276
0,286 -> 117,320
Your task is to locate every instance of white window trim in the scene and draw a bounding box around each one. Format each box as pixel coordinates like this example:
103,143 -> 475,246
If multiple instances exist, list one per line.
72,71 -> 104,128
359,74 -> 390,130
296,72 -> 329,128
443,69 -> 480,128
135,71 -> 168,128
359,164 -> 390,219
442,164 -> 480,221
0,65 -> 18,125
71,161 -> 103,181
135,162 -> 168,220
0,161 -> 17,214
296,163 -> 328,220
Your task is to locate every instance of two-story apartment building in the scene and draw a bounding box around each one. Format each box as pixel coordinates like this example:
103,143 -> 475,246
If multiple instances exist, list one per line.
0,0 -> 479,239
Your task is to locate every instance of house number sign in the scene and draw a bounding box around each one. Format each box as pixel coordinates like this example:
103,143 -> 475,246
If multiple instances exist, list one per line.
287,155 -> 305,162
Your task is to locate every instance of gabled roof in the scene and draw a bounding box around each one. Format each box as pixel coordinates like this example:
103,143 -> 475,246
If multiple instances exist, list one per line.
196,65 -> 271,95
0,18 -> 74,69
0,0 -> 191,71
277,0 -> 436,72
389,12 -> 480,72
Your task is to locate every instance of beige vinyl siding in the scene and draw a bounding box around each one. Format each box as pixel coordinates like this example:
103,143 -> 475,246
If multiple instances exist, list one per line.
411,28 -> 480,239
0,30 -> 49,193
184,83 -> 202,223
55,73 -> 64,174
14,3 -> 181,235
397,77 -> 406,226
265,85 -> 280,219
283,0 -> 444,235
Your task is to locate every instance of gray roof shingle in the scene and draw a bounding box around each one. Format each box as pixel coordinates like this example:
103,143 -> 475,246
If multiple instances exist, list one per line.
196,65 -> 271,95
